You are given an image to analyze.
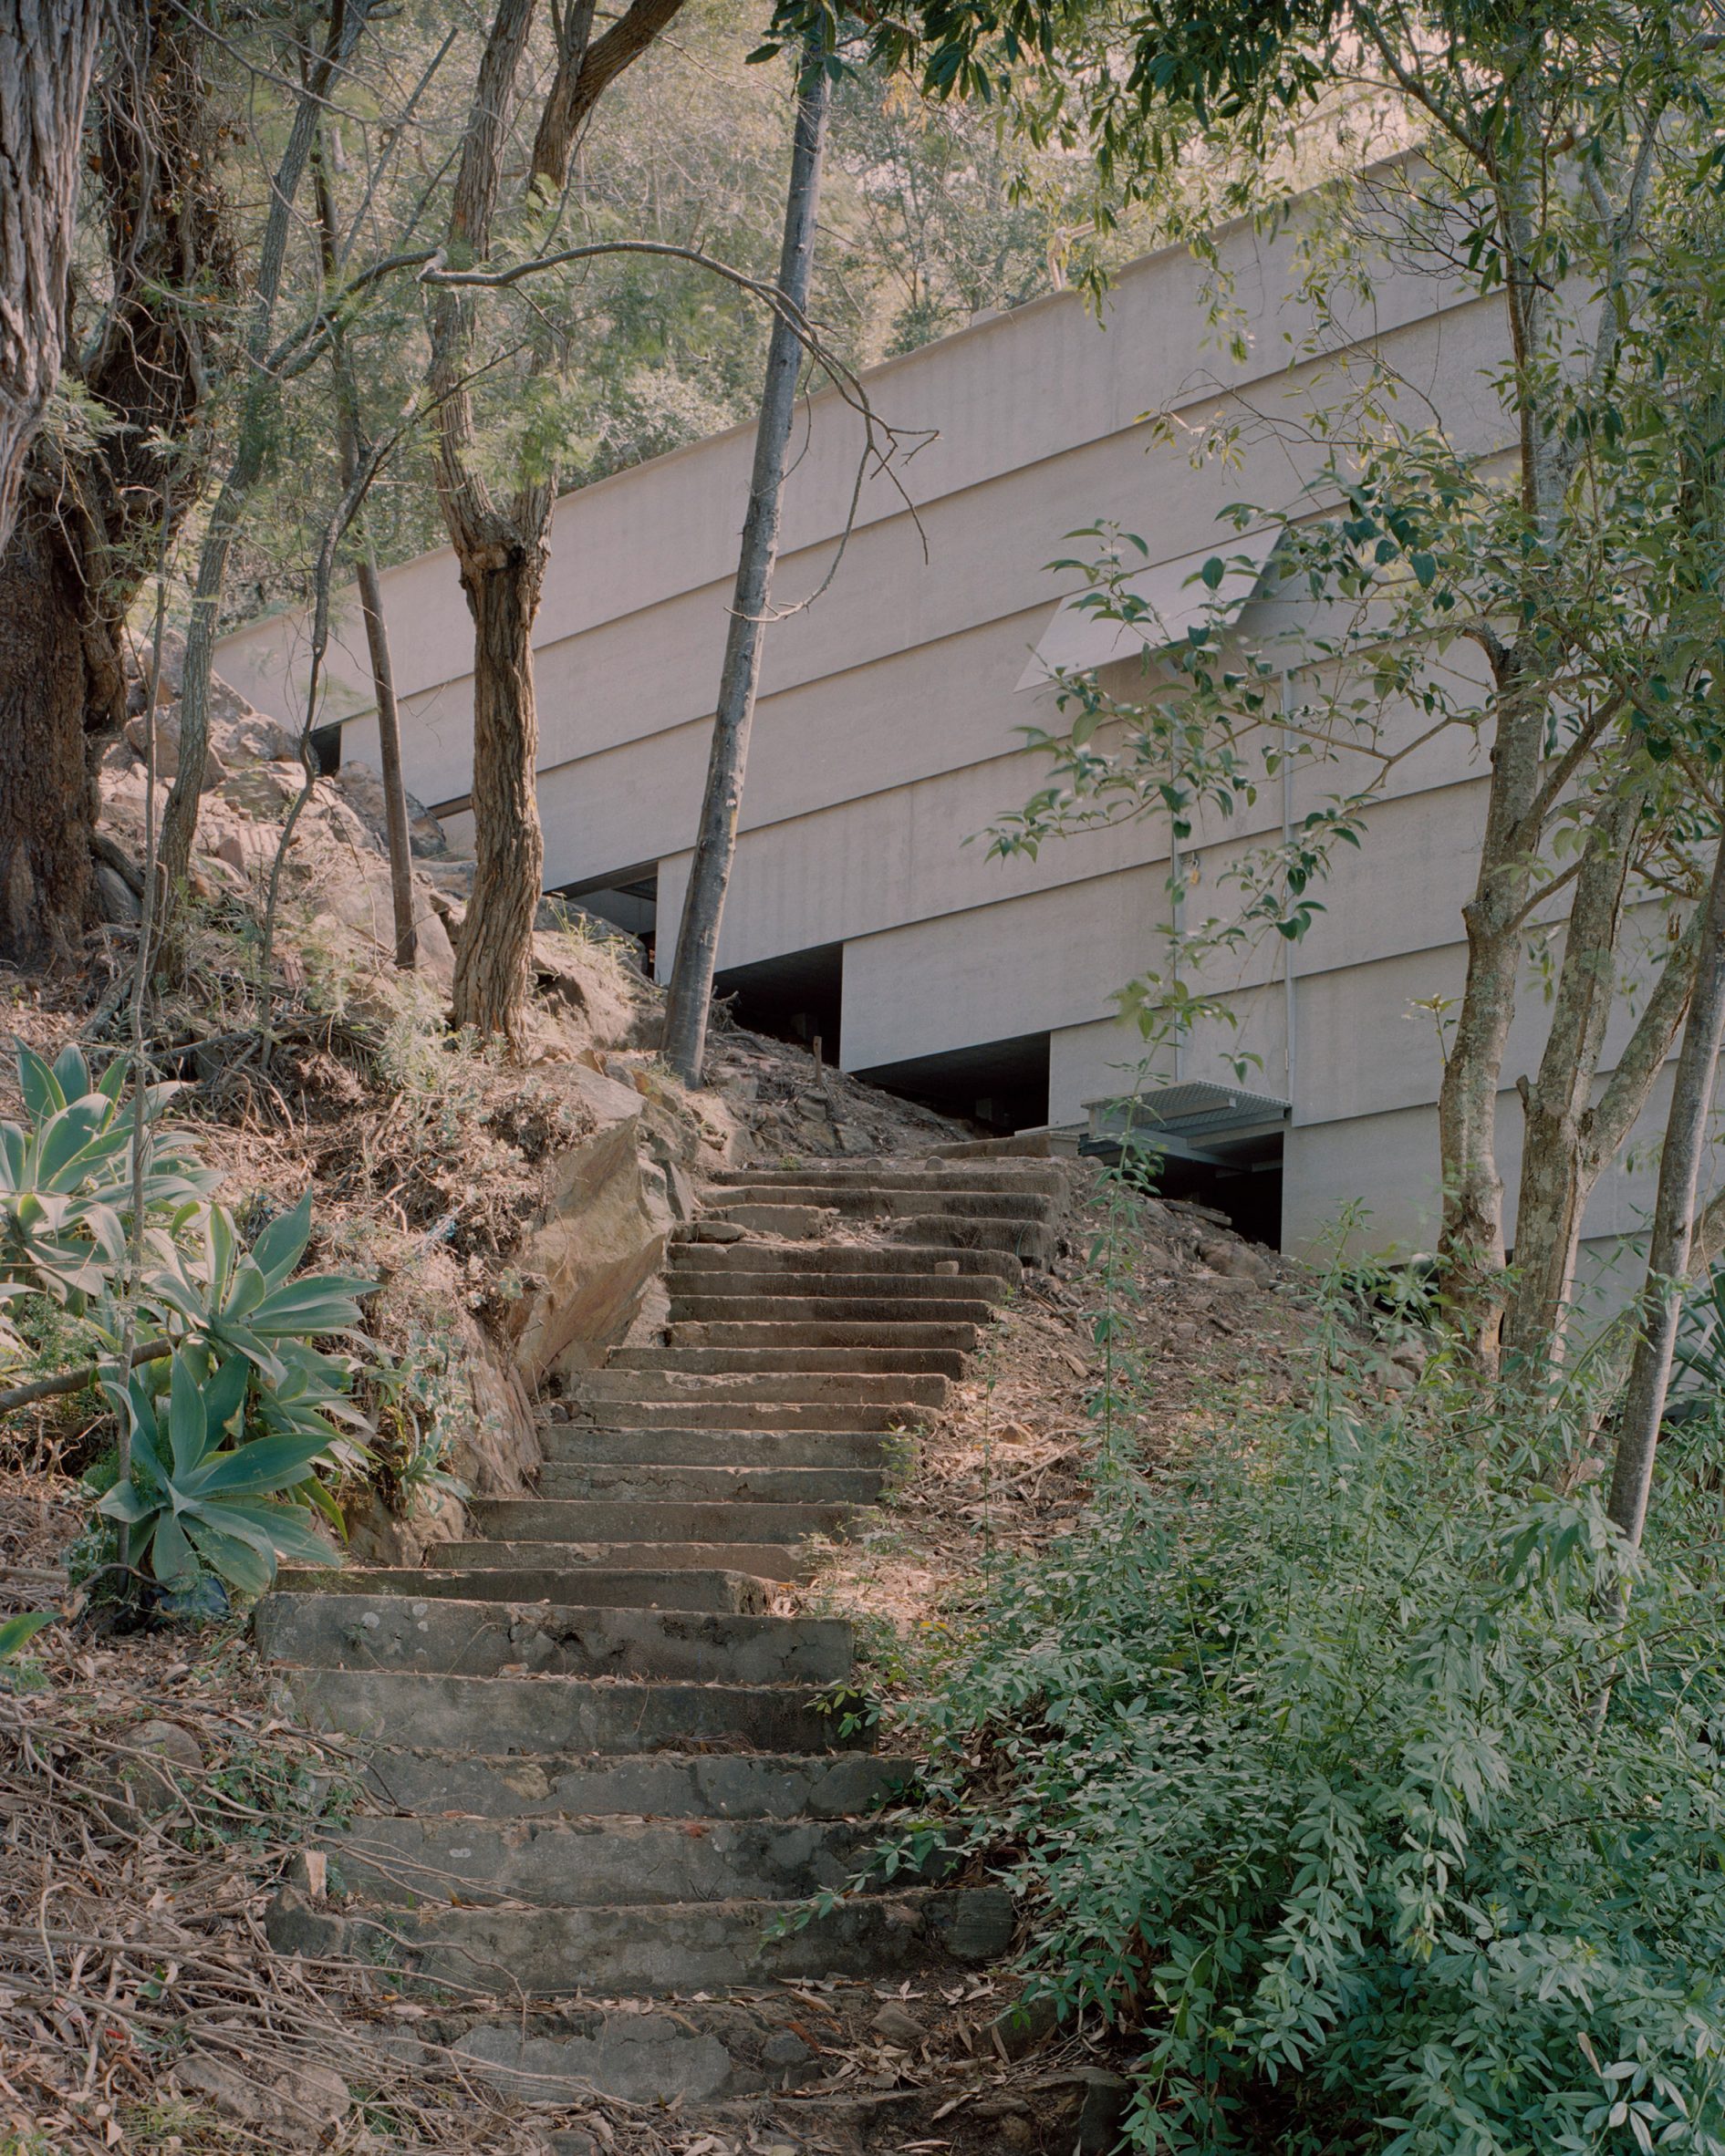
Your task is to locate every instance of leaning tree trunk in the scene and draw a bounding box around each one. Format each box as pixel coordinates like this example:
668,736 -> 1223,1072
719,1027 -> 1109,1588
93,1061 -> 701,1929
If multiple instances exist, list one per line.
1607,825 -> 1725,1552
661,30 -> 831,1086
0,0 -> 104,556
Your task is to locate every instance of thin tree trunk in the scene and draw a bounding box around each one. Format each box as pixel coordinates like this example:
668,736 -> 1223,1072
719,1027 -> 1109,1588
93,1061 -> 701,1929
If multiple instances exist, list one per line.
1606,828 -> 1725,1551
661,35 -> 830,1086
0,0 -> 103,556
312,137 -> 415,968
157,0 -> 373,946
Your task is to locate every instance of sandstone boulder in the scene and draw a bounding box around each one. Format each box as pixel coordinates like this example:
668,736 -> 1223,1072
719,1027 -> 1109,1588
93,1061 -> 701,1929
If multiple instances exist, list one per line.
506,1062 -> 667,1382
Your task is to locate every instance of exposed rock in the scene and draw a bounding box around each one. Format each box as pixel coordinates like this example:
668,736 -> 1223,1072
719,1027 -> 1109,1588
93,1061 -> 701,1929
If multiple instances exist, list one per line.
342,1483 -> 466,1567
92,862 -> 140,925
986,1990 -> 1060,2059
691,1218 -> 747,1244
101,1718 -> 203,1823
506,1063 -> 667,1383
125,679 -> 296,781
175,2048 -> 350,2148
219,760 -> 302,819
869,2002 -> 924,2047
332,760 -> 448,858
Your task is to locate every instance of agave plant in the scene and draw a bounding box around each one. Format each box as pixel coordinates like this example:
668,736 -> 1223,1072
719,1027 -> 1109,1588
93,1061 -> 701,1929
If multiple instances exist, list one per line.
0,1042 -> 215,1311
98,1348 -> 342,1594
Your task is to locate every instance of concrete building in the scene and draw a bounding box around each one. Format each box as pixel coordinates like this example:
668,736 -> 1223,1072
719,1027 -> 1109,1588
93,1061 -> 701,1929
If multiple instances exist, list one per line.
213,198 -> 1680,1294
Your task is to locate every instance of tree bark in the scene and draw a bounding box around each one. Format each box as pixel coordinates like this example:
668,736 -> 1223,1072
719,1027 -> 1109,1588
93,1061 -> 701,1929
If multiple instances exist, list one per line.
1606,827 -> 1725,1551
661,34 -> 830,1085
0,0 -> 230,966
0,0 -> 104,557
1434,667 -> 1547,1363
1500,787 -> 1644,1369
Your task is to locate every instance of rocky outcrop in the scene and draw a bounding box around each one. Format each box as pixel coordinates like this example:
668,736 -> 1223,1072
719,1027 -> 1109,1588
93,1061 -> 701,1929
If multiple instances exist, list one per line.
505,1063 -> 669,1383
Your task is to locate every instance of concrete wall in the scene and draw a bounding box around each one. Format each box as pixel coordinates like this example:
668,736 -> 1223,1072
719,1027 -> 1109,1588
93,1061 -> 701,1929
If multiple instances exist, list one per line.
214,183 -> 1700,1272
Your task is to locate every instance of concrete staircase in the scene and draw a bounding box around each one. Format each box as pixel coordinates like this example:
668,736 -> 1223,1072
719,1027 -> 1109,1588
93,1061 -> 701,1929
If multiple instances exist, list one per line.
259,1153 -> 1068,2124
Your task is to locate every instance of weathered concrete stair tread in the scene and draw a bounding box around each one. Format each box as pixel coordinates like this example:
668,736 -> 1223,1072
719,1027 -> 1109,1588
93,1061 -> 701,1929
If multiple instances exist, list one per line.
275,1564 -> 769,1612
578,1368 -> 948,1403
271,1886 -> 1014,1995
670,1243 -> 1017,1279
576,1398 -> 923,1432
285,1668 -> 868,1755
469,1498 -> 867,1546
711,1162 -> 1067,1194
321,1814 -> 924,1906
610,1344 -> 967,1376
713,1186 -> 1055,1220
537,1464 -> 886,1508
354,1747 -> 915,1820
435,1539 -> 819,1581
257,1592 -> 854,1684
667,1291 -> 1003,1322
666,1319 -> 979,1349
542,1426 -> 890,1468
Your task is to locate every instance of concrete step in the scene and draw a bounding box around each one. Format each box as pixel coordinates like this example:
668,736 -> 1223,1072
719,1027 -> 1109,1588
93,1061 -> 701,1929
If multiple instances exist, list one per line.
537,1463 -> 887,1508
713,1187 -> 1055,1223
384,1986 -> 894,2107
666,1320 -> 978,1352
285,1667 -> 866,1755
574,1399 -> 921,1432
667,1292 -> 1000,1324
256,1592 -> 855,1685
274,1565 -> 770,1613
320,1814 -> 921,1908
711,1164 -> 1069,1197
469,1498 -> 866,1548
354,1747 -> 914,1821
542,1426 -> 889,1469
434,1539 -> 820,1581
577,1368 -> 949,1405
270,1885 -> 1014,1995
894,1213 -> 1057,1264
670,1243 -> 1017,1281
609,1343 -> 967,1378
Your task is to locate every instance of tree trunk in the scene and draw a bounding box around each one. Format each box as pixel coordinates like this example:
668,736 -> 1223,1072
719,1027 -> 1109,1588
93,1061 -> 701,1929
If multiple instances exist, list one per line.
427,0 -> 687,1042
1500,788 -> 1642,1370
452,546 -> 546,1034
0,0 -> 104,556
0,511 -> 98,954
1606,827 -> 1725,1551
0,0 -> 230,967
661,34 -> 831,1086
1434,648 -> 1552,1365
313,137 -> 415,967
157,0 -> 374,940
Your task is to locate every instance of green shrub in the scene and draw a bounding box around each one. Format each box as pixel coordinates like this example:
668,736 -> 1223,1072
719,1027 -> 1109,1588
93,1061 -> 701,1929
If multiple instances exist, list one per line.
901,1260 -> 1725,2153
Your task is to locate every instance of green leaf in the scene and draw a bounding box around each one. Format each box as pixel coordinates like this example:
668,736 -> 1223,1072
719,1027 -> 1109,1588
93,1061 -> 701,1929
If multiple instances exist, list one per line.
0,1610 -> 56,1660
16,1042 -> 65,1121
168,1351 -> 209,1479
151,1511 -> 199,1588
182,1517 -> 274,1596
50,1042 -> 90,1104
251,1190 -> 314,1290
1200,555 -> 1225,590
202,1352 -> 252,1443
192,1428 -> 336,1498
